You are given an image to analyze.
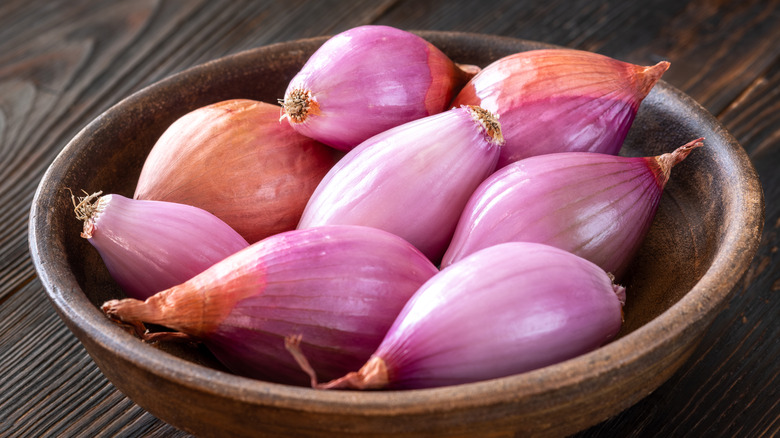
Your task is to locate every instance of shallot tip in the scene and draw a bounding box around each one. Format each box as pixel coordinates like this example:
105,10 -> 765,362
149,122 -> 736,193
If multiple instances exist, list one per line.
638,60 -> 671,95
101,297 -> 166,331
455,62 -> 482,78
101,298 -> 134,323
655,137 -> 705,183
142,331 -> 200,344
102,299 -> 148,338
284,334 -> 389,390
102,298 -> 199,343
284,334 -> 319,388
670,137 -> 705,163
317,357 -> 389,390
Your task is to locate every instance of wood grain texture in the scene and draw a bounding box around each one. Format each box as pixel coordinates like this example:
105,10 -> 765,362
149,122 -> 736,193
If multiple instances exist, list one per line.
1,0 -> 777,436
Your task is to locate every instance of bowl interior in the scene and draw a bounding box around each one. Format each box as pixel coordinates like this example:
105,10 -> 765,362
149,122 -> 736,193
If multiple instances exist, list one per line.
29,31 -> 764,436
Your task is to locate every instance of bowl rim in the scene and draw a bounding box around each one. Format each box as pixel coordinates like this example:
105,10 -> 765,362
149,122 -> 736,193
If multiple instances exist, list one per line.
28,30 -> 765,416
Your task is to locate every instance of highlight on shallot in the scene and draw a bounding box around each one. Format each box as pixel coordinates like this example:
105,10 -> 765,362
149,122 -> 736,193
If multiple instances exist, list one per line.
133,99 -> 338,244
297,105 -> 504,263
279,25 -> 476,151
72,191 -> 249,300
286,242 -> 626,390
453,48 -> 670,168
101,225 -> 439,386
441,138 -> 704,278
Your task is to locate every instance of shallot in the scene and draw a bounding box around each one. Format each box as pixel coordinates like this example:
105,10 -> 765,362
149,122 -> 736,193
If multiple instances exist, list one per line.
441,138 -> 704,278
297,105 -> 503,263
134,99 -> 338,243
453,49 -> 670,167
280,25 -> 475,150
287,242 -> 625,390
72,191 -> 249,300
101,225 -> 439,386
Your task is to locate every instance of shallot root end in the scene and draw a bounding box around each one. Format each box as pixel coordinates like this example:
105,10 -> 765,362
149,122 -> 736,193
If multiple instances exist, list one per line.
69,189 -> 102,221
280,89 -> 319,124
67,189 -> 103,238
464,105 -> 505,145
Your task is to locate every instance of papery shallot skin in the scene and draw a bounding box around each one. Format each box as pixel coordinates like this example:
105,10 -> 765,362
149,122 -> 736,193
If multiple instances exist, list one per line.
133,99 -> 338,244
76,193 -> 249,300
315,242 -> 625,390
280,25 -> 474,151
102,225 -> 439,386
441,139 -> 704,279
452,49 -> 670,168
296,105 -> 503,263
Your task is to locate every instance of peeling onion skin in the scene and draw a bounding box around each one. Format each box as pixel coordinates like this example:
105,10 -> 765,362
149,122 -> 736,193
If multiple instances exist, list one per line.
133,99 -> 339,244
441,138 -> 704,279
280,25 -> 475,151
306,242 -> 625,390
453,49 -> 670,168
75,193 -> 249,301
297,105 -> 503,264
101,225 -> 439,386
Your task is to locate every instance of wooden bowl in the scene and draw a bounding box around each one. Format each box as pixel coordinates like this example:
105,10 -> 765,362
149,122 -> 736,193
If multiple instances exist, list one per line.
28,32 -> 764,437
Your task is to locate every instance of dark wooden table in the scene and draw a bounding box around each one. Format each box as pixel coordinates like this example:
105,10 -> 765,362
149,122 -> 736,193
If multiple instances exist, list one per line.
2,0 -> 778,436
